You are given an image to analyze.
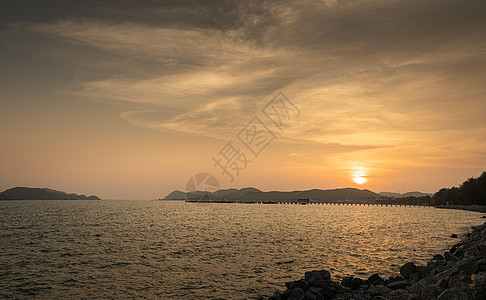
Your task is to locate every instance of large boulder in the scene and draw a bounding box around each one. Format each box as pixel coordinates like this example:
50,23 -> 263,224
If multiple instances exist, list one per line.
400,262 -> 418,280
304,270 -> 331,288
367,274 -> 384,285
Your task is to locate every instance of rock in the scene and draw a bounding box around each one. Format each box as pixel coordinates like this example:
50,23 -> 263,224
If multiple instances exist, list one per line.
444,252 -> 460,262
433,254 -> 445,261
400,262 -> 418,280
418,284 -> 444,300
305,270 -> 331,288
320,285 -> 337,298
408,267 -> 429,284
387,280 -> 410,290
427,260 -> 448,275
455,248 -> 465,258
471,272 -> 486,287
451,234 -> 458,238
340,276 -> 353,287
408,293 -> 421,300
437,276 -> 451,289
367,274 -> 384,285
303,290 -> 317,300
452,258 -> 479,276
409,275 -> 437,294
385,289 -> 409,300
369,284 -> 392,297
477,258 -> 486,269
289,279 -> 311,291
341,277 -> 364,290
269,291 -> 282,300
448,271 -> 472,292
287,287 -> 306,300
436,289 -> 469,300
372,296 -> 387,300
305,270 -> 331,281
306,287 -> 325,300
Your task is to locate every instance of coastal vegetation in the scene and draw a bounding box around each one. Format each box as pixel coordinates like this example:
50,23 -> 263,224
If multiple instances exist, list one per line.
433,172 -> 486,206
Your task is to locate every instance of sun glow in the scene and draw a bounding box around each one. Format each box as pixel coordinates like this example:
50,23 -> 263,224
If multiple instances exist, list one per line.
351,167 -> 368,185
352,175 -> 367,185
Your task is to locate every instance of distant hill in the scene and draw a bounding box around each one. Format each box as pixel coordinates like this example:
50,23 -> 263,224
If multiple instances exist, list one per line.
379,191 -> 433,198
163,187 -> 380,202
0,187 -> 101,200
163,190 -> 187,200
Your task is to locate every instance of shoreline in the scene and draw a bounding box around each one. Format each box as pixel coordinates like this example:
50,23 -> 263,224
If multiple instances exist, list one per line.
265,222 -> 486,300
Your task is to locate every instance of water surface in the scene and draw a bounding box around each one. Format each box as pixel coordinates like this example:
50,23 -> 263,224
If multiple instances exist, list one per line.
0,200 -> 483,299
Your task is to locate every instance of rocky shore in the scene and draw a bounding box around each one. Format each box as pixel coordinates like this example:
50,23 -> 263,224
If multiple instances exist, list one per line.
267,222 -> 486,300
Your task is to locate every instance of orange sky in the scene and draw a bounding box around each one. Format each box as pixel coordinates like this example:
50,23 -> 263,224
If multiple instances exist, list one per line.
1,0 -> 486,199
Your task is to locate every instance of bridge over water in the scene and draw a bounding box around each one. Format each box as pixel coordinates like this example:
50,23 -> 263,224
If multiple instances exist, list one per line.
185,199 -> 432,207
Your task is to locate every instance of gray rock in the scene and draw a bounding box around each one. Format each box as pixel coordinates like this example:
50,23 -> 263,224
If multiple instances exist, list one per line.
303,290 -> 317,300
444,252 -> 460,262
400,262 -> 418,280
433,254 -> 445,261
409,275 -> 437,294
387,280 -> 410,290
306,275 -> 328,288
436,289 -> 469,300
305,270 -> 331,281
288,279 -> 310,291
287,287 -> 306,300
448,271 -> 471,291
408,293 -> 421,300
369,284 -> 392,297
455,248 -> 465,258
471,272 -> 486,287
307,287 -> 323,295
385,289 -> 409,300
340,276 -> 353,287
368,274 -> 384,285
372,296 -> 387,300
418,284 -> 444,300
452,259 -> 479,276
437,276 -> 451,289
306,287 -> 325,300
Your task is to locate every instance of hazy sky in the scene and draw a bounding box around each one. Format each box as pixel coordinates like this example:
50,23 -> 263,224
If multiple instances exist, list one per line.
1,0 -> 486,199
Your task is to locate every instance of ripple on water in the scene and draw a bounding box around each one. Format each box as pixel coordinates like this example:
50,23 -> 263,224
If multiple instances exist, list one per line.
0,200 -> 483,299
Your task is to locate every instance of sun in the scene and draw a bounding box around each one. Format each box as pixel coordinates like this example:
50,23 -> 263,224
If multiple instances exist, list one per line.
352,175 -> 367,185
351,167 -> 368,185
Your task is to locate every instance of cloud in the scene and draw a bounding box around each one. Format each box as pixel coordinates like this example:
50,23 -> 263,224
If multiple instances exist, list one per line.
10,0 -> 485,175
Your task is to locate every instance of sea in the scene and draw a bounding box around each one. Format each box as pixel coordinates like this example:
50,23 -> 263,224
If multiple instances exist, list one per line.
0,200 -> 484,299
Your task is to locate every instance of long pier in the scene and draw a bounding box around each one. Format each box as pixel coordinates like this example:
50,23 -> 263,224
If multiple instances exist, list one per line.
185,199 -> 431,207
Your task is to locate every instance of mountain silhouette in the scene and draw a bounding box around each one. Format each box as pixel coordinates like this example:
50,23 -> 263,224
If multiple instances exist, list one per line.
0,187 -> 101,200
163,187 -> 380,202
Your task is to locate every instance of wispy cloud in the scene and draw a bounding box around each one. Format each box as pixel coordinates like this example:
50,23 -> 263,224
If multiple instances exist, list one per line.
14,0 -> 486,176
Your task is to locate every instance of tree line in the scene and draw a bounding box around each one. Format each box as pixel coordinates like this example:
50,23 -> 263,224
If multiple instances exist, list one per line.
433,171 -> 486,205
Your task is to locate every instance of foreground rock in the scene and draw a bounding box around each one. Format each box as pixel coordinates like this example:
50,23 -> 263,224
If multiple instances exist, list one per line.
267,222 -> 486,300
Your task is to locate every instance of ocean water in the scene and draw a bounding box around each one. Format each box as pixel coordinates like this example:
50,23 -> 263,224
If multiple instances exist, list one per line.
0,200 -> 483,299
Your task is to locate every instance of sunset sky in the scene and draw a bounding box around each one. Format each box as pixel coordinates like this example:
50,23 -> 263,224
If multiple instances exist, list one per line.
1,0 -> 486,199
